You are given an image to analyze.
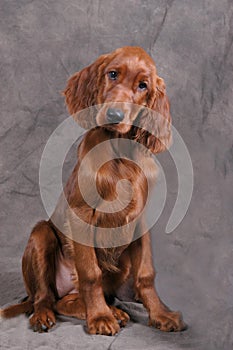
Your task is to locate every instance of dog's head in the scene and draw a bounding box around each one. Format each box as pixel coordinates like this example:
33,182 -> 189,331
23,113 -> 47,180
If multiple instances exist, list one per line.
63,46 -> 171,154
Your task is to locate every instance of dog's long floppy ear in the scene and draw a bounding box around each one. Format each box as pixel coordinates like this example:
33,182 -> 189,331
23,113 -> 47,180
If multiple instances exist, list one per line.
63,54 -> 109,129
134,76 -> 172,154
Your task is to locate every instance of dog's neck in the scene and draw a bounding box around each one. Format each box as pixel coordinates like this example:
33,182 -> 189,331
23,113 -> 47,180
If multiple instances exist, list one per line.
96,126 -> 153,159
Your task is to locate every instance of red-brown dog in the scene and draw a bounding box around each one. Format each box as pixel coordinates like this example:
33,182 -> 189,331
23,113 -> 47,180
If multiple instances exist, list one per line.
1,47 -> 186,335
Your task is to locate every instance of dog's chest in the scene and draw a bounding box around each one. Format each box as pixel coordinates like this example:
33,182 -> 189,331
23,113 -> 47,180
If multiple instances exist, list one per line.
96,246 -> 127,272
98,156 -> 157,195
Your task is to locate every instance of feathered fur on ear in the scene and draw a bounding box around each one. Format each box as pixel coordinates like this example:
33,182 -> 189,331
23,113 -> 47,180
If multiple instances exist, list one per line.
63,54 -> 109,129
133,76 -> 172,154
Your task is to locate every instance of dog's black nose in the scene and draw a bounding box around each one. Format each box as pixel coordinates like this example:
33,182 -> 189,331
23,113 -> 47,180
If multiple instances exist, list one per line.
106,108 -> 124,123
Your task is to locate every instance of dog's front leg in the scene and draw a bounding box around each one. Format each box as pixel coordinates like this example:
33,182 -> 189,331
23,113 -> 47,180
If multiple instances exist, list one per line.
73,242 -> 120,335
129,232 -> 186,332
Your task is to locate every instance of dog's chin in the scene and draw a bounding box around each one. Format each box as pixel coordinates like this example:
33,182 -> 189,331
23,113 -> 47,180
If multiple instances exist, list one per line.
102,122 -> 132,134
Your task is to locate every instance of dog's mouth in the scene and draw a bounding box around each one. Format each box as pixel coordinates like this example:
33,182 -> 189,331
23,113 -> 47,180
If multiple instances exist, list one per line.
105,123 -> 132,134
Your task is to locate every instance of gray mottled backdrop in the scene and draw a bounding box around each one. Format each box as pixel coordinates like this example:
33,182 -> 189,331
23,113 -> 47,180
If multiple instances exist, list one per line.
0,1 -> 233,349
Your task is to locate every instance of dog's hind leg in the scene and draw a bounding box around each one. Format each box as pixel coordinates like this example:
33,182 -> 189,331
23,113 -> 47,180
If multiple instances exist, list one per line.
22,220 -> 58,332
56,293 -> 86,319
56,293 -> 129,327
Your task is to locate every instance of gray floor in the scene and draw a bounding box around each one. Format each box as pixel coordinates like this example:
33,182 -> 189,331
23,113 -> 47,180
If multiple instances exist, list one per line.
0,1 -> 233,349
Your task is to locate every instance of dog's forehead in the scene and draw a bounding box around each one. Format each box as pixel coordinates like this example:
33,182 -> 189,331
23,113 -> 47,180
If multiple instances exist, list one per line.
115,47 -> 154,63
106,52 -> 156,76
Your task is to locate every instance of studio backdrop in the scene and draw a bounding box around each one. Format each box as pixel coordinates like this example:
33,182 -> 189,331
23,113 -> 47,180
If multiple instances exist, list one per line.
0,1 -> 233,349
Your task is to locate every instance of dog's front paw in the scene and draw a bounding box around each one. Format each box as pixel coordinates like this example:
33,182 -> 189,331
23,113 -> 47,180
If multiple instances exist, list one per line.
110,305 -> 130,327
29,308 -> 56,332
87,314 -> 120,335
149,310 -> 187,332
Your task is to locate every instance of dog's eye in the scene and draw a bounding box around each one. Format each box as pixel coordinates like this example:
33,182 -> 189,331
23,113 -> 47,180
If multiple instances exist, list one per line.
108,71 -> 118,80
138,82 -> 147,90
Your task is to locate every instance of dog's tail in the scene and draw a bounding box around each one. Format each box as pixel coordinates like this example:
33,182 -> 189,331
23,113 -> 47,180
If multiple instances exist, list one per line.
0,297 -> 33,318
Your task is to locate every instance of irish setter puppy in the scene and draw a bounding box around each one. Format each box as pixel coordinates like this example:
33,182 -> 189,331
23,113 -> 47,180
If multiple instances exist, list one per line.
1,47 -> 186,335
